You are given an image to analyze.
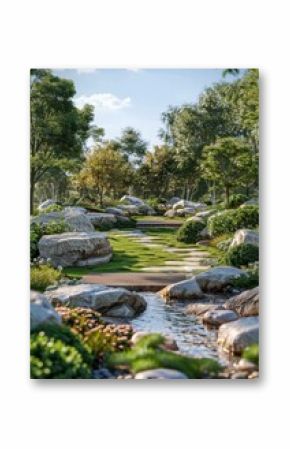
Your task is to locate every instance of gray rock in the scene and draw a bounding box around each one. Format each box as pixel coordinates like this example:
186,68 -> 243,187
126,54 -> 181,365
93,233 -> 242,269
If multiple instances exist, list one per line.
167,196 -> 181,206
30,290 -> 61,330
44,284 -> 147,318
120,195 -> 145,206
87,212 -> 117,227
196,209 -> 216,219
218,316 -> 259,354
172,200 -> 206,211
135,369 -> 188,379
185,216 -> 204,224
202,309 -> 239,326
38,199 -> 57,211
31,210 -> 94,233
164,209 -> 176,218
186,303 -> 223,316
159,277 -> 203,301
230,229 -> 259,248
118,204 -> 140,215
224,287 -> 259,316
240,198 -> 258,207
38,232 -> 112,267
63,206 -> 87,215
195,266 -> 247,293
105,207 -> 127,216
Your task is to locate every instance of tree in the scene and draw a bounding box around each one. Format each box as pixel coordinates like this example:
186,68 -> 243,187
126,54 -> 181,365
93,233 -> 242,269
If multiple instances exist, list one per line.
135,145 -> 177,198
30,69 -> 94,212
118,127 -> 147,164
74,144 -> 134,206
201,137 -> 257,207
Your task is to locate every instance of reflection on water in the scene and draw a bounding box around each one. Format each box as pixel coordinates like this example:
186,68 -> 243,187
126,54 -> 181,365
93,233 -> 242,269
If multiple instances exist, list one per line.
132,293 -> 223,361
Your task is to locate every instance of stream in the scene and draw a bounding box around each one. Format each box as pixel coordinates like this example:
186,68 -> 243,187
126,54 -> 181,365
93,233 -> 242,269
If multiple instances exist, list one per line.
132,292 -> 228,364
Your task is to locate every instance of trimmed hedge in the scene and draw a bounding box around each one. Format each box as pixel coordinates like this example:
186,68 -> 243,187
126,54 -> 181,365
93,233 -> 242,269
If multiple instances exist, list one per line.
226,243 -> 259,268
208,206 -> 259,237
176,220 -> 205,243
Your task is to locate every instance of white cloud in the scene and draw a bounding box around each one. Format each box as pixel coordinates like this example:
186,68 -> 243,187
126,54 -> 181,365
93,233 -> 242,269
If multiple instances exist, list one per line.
76,68 -> 97,74
74,93 -> 132,111
126,68 -> 141,72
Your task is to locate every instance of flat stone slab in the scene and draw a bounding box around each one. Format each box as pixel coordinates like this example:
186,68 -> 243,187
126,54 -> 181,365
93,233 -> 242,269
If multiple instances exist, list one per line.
82,272 -> 188,291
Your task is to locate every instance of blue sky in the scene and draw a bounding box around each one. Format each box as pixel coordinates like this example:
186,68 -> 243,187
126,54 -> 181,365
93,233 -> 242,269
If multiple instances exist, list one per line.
53,68 -> 232,148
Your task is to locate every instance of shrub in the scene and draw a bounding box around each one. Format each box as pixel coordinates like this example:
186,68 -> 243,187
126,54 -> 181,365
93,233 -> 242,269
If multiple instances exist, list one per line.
42,204 -> 63,213
30,265 -> 62,291
176,220 -> 205,243
30,221 -> 69,260
208,206 -> 259,237
231,262 -> 259,289
107,334 -> 220,379
242,344 -> 259,365
31,323 -> 93,365
228,193 -> 248,208
226,243 -> 259,268
30,323 -> 92,379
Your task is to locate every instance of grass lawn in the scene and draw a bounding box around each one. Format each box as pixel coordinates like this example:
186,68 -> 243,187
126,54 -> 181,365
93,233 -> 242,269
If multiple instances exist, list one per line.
64,228 -> 207,277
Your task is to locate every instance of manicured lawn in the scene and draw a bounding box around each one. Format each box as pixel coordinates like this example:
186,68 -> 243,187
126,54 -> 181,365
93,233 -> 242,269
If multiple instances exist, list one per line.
64,228 -> 204,277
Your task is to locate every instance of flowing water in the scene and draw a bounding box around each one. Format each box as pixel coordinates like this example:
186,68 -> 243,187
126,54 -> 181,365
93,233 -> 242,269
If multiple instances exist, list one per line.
132,292 -> 226,363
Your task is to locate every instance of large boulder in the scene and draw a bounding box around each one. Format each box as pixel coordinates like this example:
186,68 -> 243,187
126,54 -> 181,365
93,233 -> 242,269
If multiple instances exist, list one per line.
196,210 -> 216,219
240,198 -> 258,208
30,290 -> 61,330
218,316 -> 259,354
164,209 -> 176,218
120,195 -> 145,206
195,267 -> 247,293
160,267 -> 247,300
44,284 -> 146,318
31,210 -> 94,233
38,232 -> 112,267
202,309 -> 239,326
167,197 -> 181,206
224,287 -> 259,316
87,212 -> 117,228
38,199 -> 57,212
172,200 -> 206,211
230,229 -> 259,248
105,207 -> 127,216
63,206 -> 87,215
118,204 -> 140,215
159,278 -> 203,301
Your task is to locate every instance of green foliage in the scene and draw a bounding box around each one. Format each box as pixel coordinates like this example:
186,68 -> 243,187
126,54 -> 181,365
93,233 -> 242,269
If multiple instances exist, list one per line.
242,344 -> 259,365
30,221 -> 69,260
31,323 -> 93,365
84,330 -> 118,360
117,127 -> 147,163
228,193 -> 248,208
30,324 -> 93,379
30,265 -> 61,291
107,334 -> 220,379
176,220 -> 205,243
201,137 -> 258,207
116,216 -> 137,228
208,206 -> 259,236
231,263 -> 259,289
226,243 -> 259,268
42,204 -> 63,213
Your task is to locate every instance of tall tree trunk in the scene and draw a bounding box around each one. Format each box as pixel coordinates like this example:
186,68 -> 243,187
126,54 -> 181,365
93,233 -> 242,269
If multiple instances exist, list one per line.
225,185 -> 230,208
30,173 -> 35,214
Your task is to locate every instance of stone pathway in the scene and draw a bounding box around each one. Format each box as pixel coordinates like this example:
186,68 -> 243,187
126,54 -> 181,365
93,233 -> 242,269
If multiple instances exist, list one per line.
111,230 -> 213,273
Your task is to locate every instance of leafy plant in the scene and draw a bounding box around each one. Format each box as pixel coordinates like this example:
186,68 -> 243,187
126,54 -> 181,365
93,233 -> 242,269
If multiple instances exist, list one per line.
228,193 -> 248,208
30,265 -> 62,291
242,344 -> 259,365
226,243 -> 259,267
107,334 -> 220,379
176,220 -> 205,243
30,323 -> 93,379
208,206 -> 259,237
231,262 -> 259,289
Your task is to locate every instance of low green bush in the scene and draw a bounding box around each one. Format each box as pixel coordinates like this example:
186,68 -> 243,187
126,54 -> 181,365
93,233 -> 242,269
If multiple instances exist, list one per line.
30,265 -> 62,291
231,263 -> 259,289
226,243 -> 259,268
228,193 -> 248,208
176,220 -> 205,243
242,344 -> 259,365
30,324 -> 93,379
208,206 -> 259,237
42,204 -> 63,213
107,334 -> 220,379
30,221 -> 69,260
116,217 -> 136,228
